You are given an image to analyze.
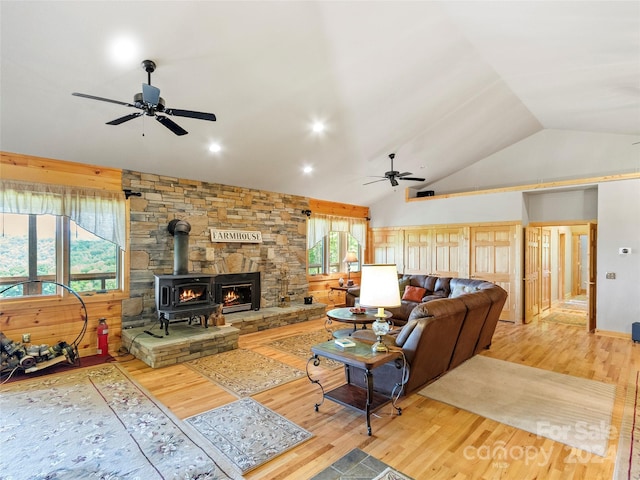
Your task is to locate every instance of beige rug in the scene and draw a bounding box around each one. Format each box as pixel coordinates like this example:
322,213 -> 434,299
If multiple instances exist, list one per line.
0,364 -> 240,479
268,328 -> 344,369
186,397 -> 313,474
419,355 -> 616,456
186,348 -> 306,397
541,311 -> 587,326
614,370 -> 640,480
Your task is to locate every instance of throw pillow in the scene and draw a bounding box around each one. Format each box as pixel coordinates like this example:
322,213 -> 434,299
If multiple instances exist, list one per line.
398,277 -> 410,297
450,284 -> 466,298
402,285 -> 427,303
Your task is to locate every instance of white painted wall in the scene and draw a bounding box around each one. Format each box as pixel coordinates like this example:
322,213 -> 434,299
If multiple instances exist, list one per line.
370,189 -> 522,227
595,179 -> 640,334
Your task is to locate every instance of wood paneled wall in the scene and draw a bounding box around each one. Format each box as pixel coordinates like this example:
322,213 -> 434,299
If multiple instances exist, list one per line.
1,152 -> 127,356
370,222 -> 521,322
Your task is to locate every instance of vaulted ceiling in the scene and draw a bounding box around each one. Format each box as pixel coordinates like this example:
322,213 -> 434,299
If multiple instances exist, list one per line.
1,1 -> 638,206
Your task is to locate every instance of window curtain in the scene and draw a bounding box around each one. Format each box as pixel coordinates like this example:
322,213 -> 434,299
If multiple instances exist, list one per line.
307,213 -> 367,250
0,180 -> 126,250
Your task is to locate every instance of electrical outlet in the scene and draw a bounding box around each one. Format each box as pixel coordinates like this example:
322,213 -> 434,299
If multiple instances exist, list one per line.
22,333 -> 31,343
605,272 -> 616,280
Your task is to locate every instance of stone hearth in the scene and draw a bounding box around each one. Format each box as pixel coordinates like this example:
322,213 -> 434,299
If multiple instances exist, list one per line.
124,302 -> 327,368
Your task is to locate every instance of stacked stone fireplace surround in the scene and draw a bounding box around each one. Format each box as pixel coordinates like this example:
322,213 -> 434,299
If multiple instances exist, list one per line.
121,170 -> 326,368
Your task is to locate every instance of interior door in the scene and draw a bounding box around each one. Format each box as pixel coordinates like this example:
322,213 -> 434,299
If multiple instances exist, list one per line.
432,227 -> 461,277
541,228 -> 551,311
558,233 -> 566,300
524,227 -> 541,323
372,229 -> 403,271
469,225 -> 516,321
405,229 -> 430,274
588,222 -> 597,332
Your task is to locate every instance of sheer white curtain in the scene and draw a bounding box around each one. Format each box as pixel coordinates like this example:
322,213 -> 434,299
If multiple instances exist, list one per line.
1,180 -> 126,250
307,213 -> 367,250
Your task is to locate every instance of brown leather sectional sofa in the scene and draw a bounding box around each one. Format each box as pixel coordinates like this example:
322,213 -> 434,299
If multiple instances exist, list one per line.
346,275 -> 508,396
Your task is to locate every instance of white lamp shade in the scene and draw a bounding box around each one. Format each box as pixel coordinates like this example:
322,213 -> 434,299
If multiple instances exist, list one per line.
343,251 -> 358,263
358,264 -> 401,308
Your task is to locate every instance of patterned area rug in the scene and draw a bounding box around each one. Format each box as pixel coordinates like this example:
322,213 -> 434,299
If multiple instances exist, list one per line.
310,448 -> 413,480
541,311 -> 587,326
268,328 -> 344,369
186,397 -> 312,474
186,348 -> 306,397
419,355 -> 616,456
614,370 -> 640,480
0,364 -> 239,479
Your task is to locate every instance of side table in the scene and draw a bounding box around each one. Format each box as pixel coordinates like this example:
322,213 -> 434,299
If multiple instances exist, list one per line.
328,284 -> 357,307
306,339 -> 403,436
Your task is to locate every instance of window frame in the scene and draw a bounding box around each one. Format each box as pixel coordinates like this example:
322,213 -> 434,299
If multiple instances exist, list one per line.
307,231 -> 361,276
0,212 -> 126,300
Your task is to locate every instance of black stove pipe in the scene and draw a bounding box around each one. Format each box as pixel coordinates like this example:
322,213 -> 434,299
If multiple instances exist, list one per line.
168,219 -> 191,275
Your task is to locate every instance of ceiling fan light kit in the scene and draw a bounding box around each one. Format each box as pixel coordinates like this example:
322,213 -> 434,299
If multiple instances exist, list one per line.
72,59 -> 216,136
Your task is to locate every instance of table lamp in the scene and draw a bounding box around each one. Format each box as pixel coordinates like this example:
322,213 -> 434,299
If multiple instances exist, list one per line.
358,264 -> 401,352
343,251 -> 358,286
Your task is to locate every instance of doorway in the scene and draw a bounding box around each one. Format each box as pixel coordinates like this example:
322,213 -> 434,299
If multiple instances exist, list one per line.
523,223 -> 595,331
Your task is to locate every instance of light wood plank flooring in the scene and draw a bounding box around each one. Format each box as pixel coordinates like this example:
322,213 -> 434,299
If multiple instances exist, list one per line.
118,318 -> 640,479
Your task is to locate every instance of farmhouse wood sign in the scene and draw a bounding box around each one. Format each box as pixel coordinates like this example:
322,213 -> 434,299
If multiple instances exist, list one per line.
209,228 -> 263,243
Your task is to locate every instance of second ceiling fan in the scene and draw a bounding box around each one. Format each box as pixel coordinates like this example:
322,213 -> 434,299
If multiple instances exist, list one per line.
364,153 -> 425,187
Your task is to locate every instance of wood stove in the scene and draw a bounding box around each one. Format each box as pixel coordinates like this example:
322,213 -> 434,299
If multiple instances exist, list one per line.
154,274 -> 218,334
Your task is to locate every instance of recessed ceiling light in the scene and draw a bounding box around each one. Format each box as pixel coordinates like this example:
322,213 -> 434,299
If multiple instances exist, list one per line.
303,166 -> 313,174
311,122 -> 325,133
209,143 -> 221,153
108,35 -> 139,66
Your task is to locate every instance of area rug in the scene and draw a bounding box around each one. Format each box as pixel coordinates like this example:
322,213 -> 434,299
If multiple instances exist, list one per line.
0,364 -> 240,479
419,355 -> 616,456
186,348 -> 306,397
186,397 -> 312,474
268,328 -> 344,369
541,311 -> 587,326
309,448 -> 414,480
614,370 -> 640,480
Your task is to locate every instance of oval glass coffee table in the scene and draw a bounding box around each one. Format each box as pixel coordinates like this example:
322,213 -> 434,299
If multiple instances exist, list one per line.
325,307 -> 392,338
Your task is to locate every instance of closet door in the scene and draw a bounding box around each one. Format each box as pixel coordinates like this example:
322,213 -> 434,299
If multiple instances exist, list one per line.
405,229 -> 430,274
470,225 -> 517,322
372,229 -> 403,271
432,227 -> 461,277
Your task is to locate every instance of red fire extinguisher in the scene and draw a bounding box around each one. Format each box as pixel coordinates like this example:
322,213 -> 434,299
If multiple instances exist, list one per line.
97,318 -> 109,356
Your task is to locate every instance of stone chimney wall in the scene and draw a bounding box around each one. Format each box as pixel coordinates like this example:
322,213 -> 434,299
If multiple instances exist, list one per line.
122,170 -> 309,328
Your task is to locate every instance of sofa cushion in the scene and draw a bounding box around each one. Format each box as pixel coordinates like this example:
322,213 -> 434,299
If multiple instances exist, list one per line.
402,285 -> 427,302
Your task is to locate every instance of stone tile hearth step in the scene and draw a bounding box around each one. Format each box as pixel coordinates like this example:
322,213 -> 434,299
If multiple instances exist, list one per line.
123,323 -> 239,369
224,303 -> 327,335
124,302 -> 327,368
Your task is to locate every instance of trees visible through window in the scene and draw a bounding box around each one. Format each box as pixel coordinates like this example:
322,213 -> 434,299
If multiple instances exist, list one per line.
308,231 -> 360,275
0,213 -> 121,298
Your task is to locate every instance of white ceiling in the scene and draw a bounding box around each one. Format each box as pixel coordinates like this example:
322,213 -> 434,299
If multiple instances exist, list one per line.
1,1 -> 638,206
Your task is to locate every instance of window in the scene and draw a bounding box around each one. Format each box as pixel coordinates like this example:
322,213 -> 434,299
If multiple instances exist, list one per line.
0,213 -> 122,298
308,231 -> 361,275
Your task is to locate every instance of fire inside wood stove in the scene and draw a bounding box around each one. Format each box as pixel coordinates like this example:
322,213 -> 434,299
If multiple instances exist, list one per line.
214,272 -> 261,313
221,283 -> 252,312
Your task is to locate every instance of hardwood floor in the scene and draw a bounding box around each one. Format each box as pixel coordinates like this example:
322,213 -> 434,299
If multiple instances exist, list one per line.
118,317 -> 640,479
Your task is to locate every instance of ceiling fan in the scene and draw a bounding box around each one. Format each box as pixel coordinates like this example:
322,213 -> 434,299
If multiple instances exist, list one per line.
364,153 -> 425,187
72,60 -> 216,136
